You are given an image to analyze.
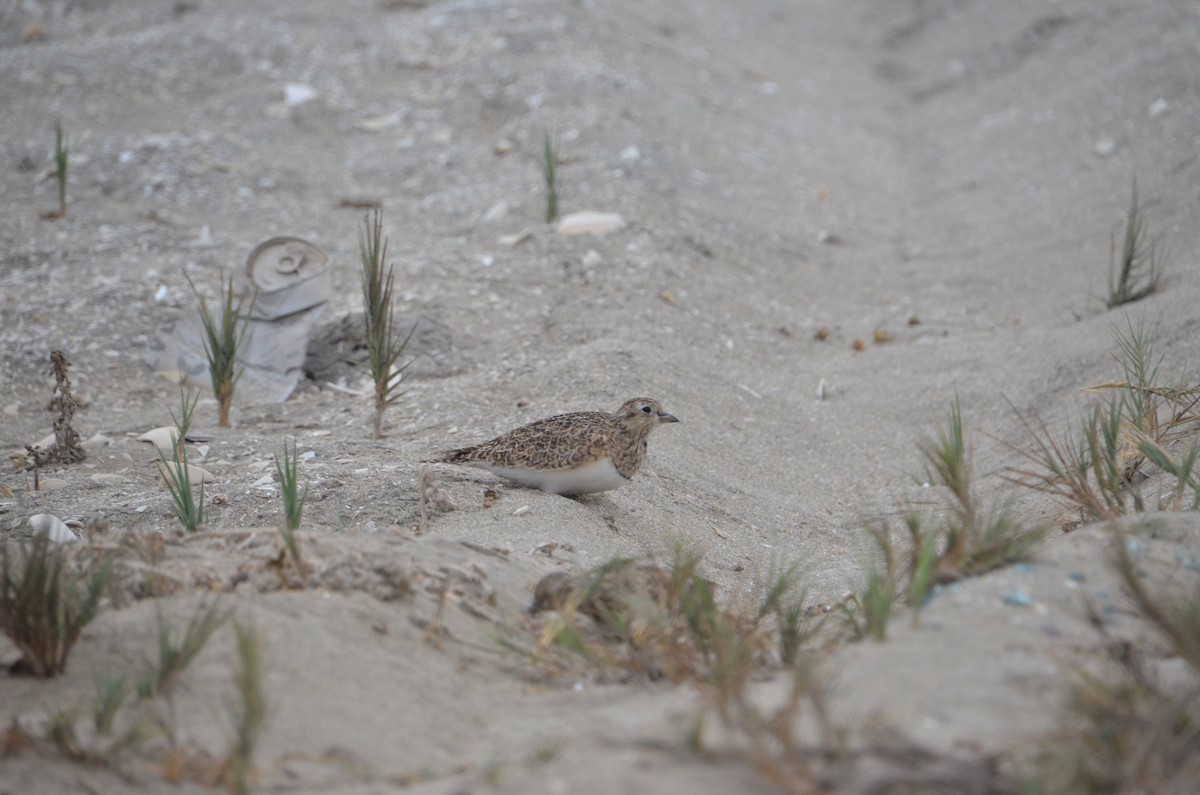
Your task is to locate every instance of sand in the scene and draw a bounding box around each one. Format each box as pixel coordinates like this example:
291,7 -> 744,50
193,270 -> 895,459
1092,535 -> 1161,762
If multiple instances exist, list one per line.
2,0 -> 1198,792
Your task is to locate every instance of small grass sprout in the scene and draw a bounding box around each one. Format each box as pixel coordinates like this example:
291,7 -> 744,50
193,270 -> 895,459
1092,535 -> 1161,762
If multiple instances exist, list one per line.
168,385 -> 200,460
843,401 -> 1044,639
41,119 -> 69,220
158,444 -> 205,533
274,437 -> 306,533
1106,179 -> 1165,309
185,271 -> 254,428
916,399 -> 1046,579
358,210 -> 416,439
274,437 -> 308,580
541,130 -> 559,223
54,120 -> 68,217
144,601 -> 230,700
93,672 -> 130,735
226,620 -> 268,795
0,534 -> 112,677
837,522 -> 900,642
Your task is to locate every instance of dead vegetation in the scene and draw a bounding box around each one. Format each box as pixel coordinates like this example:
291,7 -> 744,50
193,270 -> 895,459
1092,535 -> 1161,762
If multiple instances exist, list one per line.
515,546 -> 1024,792
840,400 -> 1046,641
1005,319 -> 1200,527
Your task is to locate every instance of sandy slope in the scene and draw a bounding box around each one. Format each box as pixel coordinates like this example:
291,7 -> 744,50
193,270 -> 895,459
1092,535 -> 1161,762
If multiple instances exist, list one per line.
2,0 -> 1199,792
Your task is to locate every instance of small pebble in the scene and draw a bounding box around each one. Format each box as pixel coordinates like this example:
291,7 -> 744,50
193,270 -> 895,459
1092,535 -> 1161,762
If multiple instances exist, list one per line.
555,211 -> 625,237
1002,590 -> 1031,607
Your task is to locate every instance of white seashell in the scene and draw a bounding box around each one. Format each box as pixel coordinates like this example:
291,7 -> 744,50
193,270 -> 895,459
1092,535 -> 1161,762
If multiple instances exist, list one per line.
138,426 -> 182,453
250,474 -> 276,490
156,460 -> 214,484
512,505 -> 530,516
27,514 -> 78,544
555,211 -> 625,237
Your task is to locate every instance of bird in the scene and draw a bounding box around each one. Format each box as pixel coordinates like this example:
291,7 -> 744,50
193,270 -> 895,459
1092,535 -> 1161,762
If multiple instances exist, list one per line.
427,397 -> 679,495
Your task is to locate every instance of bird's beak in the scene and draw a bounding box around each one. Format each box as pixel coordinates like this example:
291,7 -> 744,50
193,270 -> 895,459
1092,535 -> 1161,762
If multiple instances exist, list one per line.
658,412 -> 680,424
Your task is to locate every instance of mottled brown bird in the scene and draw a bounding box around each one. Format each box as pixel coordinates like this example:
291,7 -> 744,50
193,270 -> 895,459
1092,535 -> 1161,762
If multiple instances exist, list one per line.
429,397 -> 679,495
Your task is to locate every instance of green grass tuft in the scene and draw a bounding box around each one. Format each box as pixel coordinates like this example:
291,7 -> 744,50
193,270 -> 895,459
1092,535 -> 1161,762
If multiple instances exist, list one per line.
168,385 -> 199,460
358,210 -> 416,439
274,437 -> 308,581
185,271 -> 254,428
146,601 -> 230,700
158,445 -> 206,532
1106,179 -> 1165,309
226,620 -> 268,795
0,534 -> 111,677
93,672 -> 130,735
1006,319 -> 1200,524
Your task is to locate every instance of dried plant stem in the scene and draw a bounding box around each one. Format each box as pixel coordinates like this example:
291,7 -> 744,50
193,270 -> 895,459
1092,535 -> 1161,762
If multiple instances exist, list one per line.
49,350 -> 85,464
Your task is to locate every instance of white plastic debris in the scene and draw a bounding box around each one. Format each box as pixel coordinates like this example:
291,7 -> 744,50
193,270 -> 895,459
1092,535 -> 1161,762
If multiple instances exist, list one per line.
28,514 -> 78,544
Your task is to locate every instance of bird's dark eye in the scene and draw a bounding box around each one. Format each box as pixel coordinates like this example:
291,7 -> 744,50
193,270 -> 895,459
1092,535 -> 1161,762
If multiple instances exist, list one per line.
641,405 -> 652,414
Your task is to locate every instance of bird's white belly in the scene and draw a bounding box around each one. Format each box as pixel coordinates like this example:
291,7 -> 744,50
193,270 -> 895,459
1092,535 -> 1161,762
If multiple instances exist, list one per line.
475,458 -> 628,495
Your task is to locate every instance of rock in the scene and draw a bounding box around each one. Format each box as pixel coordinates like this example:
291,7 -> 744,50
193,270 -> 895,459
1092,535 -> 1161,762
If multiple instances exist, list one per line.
82,433 -> 114,450
36,478 -> 69,491
481,200 -> 509,224
556,211 -> 626,237
90,473 -> 128,486
28,514 -> 78,544
156,460 -> 215,484
357,110 -> 404,132
139,426 -> 182,453
499,229 -> 534,247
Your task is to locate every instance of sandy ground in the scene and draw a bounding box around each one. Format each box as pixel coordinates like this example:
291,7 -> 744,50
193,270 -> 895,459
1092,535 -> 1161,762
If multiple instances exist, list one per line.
2,0 -> 1199,792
